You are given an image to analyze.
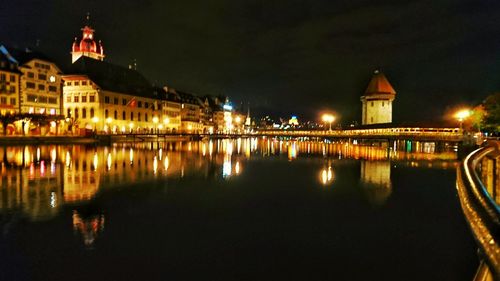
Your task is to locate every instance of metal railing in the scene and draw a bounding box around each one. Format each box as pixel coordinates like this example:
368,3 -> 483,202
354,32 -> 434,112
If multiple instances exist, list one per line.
456,141 -> 500,280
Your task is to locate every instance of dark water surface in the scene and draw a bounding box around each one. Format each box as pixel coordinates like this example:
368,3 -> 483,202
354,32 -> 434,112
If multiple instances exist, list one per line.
0,139 -> 477,280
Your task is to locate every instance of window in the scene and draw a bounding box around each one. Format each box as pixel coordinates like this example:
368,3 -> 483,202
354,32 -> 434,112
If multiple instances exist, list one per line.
382,102 -> 384,107
75,108 -> 79,119
48,85 -> 57,92
67,81 -> 72,86
26,82 -> 35,89
145,102 -> 149,108
48,97 -> 57,104
66,96 -> 71,103
74,96 -> 79,103
9,86 -> 15,93
38,74 -> 47,80
9,75 -> 15,82
0,74 -> 5,81
89,95 -> 95,102
38,84 -> 45,91
138,101 -> 142,108
90,108 -> 94,118
105,109 -> 109,118
67,108 -> 71,117
27,94 -> 37,102
39,96 -> 47,103
114,97 -> 118,105
104,96 -> 110,104
82,81 -> 87,86
10,98 -> 16,105
122,111 -> 126,120
82,96 -> 87,103
122,99 -> 127,106
82,108 -> 87,118
27,72 -> 34,78
114,110 -> 117,119
138,113 -> 141,121
130,112 -> 134,120
0,97 -> 6,104
74,81 -> 80,86
371,101 -> 374,107
145,113 -> 148,122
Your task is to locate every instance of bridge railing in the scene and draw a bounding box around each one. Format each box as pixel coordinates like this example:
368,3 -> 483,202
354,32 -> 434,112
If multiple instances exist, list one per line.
456,141 -> 500,280
255,127 -> 462,140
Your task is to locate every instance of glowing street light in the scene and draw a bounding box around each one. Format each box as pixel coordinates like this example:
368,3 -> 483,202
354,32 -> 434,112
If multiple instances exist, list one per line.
92,116 -> 99,132
455,109 -> 470,131
152,116 -> 159,133
322,114 -> 335,130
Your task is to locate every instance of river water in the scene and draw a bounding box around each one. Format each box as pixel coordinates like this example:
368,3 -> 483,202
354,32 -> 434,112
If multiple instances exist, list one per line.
0,138 -> 477,280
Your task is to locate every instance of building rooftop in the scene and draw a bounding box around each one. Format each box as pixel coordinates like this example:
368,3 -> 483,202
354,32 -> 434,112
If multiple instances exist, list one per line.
67,57 -> 158,99
364,70 -> 396,96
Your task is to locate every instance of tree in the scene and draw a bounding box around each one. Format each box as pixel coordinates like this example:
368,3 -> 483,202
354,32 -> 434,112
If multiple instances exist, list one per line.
482,93 -> 500,133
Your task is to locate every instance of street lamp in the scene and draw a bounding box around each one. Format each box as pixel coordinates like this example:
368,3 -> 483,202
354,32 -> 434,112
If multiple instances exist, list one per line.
92,116 -> 99,133
152,116 -> 159,133
105,117 -> 112,134
322,114 -> 335,131
455,109 -> 470,131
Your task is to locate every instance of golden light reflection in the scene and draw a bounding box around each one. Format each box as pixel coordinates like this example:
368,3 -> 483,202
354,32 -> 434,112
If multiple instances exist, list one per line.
319,166 -> 334,186
93,152 -> 98,171
164,156 -> 169,171
129,148 -> 134,164
106,153 -> 112,171
65,151 -> 71,168
153,156 -> 158,174
235,161 -> 241,175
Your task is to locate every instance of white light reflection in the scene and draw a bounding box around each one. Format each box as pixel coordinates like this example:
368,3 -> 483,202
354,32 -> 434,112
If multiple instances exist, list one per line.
93,152 -> 98,171
153,156 -> 158,174
107,153 -> 112,171
320,166 -> 334,186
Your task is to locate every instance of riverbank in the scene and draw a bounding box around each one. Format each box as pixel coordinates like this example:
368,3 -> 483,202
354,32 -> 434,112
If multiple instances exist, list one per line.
0,136 -> 99,145
0,134 -> 194,145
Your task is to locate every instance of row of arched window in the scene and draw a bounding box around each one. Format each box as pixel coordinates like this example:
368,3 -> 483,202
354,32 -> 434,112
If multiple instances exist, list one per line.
103,109 -> 149,122
67,108 -> 94,119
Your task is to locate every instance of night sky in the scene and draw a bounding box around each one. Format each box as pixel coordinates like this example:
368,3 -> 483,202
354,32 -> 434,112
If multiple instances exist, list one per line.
2,0 -> 500,123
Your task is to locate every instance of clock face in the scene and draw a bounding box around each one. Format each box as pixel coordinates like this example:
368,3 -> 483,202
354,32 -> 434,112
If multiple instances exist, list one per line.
49,75 -> 56,83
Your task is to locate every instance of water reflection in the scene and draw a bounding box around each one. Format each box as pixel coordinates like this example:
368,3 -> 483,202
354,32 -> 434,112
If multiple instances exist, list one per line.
360,161 -> 392,206
0,138 -> 457,222
72,210 -> 105,248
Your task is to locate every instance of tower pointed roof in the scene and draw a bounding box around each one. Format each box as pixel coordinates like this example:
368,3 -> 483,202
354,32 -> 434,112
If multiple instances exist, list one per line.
364,70 -> 396,96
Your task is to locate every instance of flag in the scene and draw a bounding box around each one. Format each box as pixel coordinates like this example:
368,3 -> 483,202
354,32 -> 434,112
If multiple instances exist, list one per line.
126,97 -> 137,107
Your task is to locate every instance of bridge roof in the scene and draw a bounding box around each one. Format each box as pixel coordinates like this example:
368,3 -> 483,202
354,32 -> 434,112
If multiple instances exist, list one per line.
364,70 -> 396,96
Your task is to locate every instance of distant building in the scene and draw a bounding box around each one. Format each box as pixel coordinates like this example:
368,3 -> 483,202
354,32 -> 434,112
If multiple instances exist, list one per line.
361,70 -> 396,125
0,46 -> 21,116
175,91 -> 204,133
71,20 -> 105,63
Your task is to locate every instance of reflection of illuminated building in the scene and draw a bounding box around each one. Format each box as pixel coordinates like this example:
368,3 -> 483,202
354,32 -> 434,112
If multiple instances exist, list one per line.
360,161 -> 392,206
72,210 -> 105,247
0,146 -> 64,220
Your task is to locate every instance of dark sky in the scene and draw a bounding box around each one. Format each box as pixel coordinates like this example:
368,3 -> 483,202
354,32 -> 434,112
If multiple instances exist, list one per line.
2,0 -> 500,123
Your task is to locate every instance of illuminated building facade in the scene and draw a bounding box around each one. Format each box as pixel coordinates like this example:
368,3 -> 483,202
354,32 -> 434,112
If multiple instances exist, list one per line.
0,46 -> 21,116
63,57 -> 163,133
175,91 -> 204,133
361,70 -> 396,125
7,49 -> 64,117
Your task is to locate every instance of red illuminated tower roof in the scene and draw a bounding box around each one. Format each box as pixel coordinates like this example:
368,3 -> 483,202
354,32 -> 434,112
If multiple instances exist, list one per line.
364,70 -> 396,96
